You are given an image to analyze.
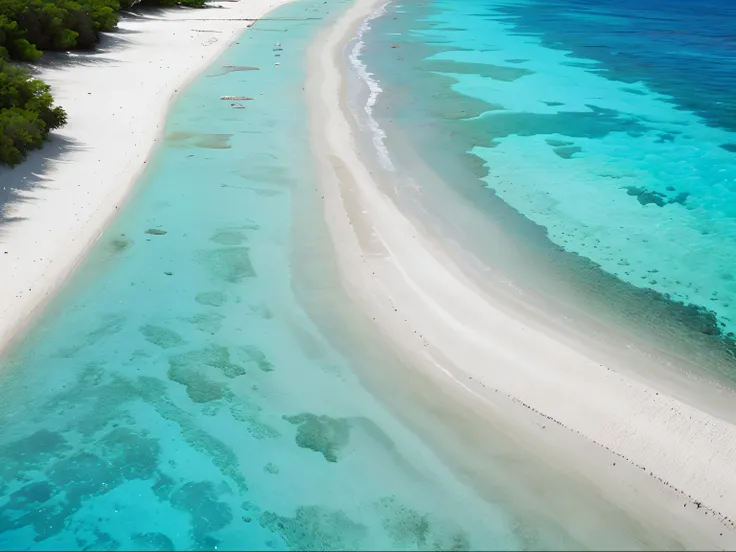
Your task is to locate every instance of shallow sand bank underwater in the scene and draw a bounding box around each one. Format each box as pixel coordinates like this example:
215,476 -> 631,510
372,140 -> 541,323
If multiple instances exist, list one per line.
305,0 -> 736,547
0,0 -> 734,548
0,0 -> 291,357
0,0 -> 594,549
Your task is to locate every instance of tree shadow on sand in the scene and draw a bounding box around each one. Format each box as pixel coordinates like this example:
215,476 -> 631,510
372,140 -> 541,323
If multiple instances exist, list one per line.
0,135 -> 86,233
0,3 -> 228,236
0,20 -> 141,234
32,33 -> 141,73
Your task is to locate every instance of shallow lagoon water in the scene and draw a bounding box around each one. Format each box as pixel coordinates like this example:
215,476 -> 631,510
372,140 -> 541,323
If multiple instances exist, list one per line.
360,0 -> 736,378
0,1 -> 525,549
2,0 -> 734,549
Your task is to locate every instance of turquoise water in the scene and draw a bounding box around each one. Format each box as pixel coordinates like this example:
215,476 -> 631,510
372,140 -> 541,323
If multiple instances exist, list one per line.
358,0 -> 736,375
0,2 -> 530,549
1,0 -> 731,548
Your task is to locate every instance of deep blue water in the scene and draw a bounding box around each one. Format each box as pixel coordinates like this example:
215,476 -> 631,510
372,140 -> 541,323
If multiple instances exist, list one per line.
496,0 -> 736,134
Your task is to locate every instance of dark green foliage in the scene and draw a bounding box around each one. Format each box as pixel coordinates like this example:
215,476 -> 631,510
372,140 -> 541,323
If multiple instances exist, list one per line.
0,59 -> 66,166
0,0 -> 210,62
0,0 -> 124,58
0,16 -> 42,61
0,0 -> 209,166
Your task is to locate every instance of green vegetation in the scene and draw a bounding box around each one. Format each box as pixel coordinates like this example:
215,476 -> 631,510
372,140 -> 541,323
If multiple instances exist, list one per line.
0,0 -> 208,167
0,0 -> 121,62
0,0 -> 208,60
0,59 -> 66,166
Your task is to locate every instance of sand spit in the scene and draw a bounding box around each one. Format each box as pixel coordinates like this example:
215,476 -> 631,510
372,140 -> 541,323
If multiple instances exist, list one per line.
0,0 -> 291,355
305,0 -> 736,548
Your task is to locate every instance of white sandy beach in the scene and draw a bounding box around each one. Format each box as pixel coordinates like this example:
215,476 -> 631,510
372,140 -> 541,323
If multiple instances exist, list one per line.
0,0 -> 290,354
2,0 -> 736,547
306,0 -> 736,548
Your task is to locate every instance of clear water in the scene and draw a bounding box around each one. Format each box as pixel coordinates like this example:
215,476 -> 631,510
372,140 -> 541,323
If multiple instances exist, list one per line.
2,0 -> 734,548
359,0 -> 736,368
0,2 -> 526,549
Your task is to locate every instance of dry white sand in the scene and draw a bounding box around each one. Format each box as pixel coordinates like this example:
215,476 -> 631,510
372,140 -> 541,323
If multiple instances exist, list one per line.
306,0 -> 736,548
0,0 -> 290,353
3,0 -> 736,546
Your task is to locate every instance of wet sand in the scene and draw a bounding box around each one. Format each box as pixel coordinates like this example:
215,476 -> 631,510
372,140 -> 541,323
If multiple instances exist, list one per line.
0,0 -> 291,357
303,0 -> 736,547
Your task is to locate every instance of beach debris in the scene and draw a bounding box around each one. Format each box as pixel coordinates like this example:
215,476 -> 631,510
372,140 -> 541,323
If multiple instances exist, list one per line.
220,96 -> 254,101
208,65 -> 261,78
145,228 -> 168,236
223,65 -> 259,71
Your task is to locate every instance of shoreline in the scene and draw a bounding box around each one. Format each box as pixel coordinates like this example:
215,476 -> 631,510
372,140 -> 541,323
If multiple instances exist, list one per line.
374,90 -> 736,399
370,114 -> 736,437
0,0 -> 291,358
305,0 -> 736,547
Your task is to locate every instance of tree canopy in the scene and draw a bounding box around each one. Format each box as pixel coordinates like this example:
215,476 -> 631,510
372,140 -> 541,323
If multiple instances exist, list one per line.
0,59 -> 66,166
0,0 -> 208,166
0,0 -> 121,61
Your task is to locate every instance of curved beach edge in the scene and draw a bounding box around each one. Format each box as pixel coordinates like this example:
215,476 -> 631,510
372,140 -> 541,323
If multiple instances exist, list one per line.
0,0 -> 292,357
305,0 -> 736,548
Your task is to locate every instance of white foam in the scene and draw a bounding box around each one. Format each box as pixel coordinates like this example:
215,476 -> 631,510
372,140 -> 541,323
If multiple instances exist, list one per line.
348,2 -> 394,171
